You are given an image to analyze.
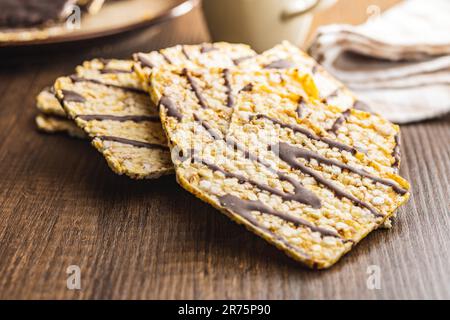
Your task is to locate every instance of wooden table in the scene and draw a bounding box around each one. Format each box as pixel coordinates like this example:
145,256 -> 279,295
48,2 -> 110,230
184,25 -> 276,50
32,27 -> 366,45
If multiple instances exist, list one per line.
0,1 -> 449,300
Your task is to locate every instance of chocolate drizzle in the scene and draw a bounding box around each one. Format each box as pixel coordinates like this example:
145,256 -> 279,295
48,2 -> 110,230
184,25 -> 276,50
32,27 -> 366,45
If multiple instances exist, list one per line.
159,96 -> 183,121
136,53 -> 155,68
251,114 -> 357,155
76,114 -> 159,122
193,115 -> 323,208
232,55 -> 255,65
160,51 -> 173,64
353,100 -> 369,111
97,136 -> 169,150
240,83 -> 253,92
325,87 -> 341,100
218,195 -> 338,237
275,142 -> 385,217
191,113 -> 389,239
100,68 -> 132,74
196,120 -> 250,160
222,69 -> 234,108
219,194 -> 313,260
296,96 -> 305,119
264,59 -> 295,69
249,116 -> 406,205
392,133 -> 401,169
61,90 -> 85,103
328,109 -> 352,134
69,75 -> 147,95
182,69 -> 209,109
200,45 -> 217,53
195,156 -> 322,210
279,143 -> 406,194
181,45 -> 191,60
193,113 -> 223,140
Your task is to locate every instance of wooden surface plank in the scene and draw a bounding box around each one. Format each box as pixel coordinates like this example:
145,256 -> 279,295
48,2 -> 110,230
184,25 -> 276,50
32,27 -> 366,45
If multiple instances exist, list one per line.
0,1 -> 449,300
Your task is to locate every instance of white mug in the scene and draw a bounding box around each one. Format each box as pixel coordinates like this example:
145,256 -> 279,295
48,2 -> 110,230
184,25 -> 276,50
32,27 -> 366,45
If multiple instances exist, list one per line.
202,0 -> 336,52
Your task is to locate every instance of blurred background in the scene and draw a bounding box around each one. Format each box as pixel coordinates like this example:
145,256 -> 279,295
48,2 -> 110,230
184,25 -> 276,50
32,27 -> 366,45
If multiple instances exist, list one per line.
4,0 -> 446,122
0,0 -> 402,51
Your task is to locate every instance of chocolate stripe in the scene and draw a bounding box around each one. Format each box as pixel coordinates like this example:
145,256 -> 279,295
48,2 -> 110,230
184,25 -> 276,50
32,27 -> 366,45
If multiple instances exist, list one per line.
296,96 -> 305,119
277,143 -> 407,195
160,51 -> 173,64
61,90 -> 85,103
193,114 -> 322,209
222,69 -> 234,108
328,109 -> 351,134
97,136 -> 168,150
181,45 -> 191,60
159,96 -> 183,121
219,194 -> 339,238
182,69 -> 209,109
219,194 -> 313,261
76,114 -> 159,122
195,111 -> 395,220
251,114 -> 357,155
193,115 -> 376,235
195,156 -> 322,211
200,45 -> 217,53
191,118 -> 338,237
392,133 -> 401,169
232,55 -> 255,65
324,88 -> 340,101
194,113 -> 222,139
69,75 -> 147,95
100,68 -> 132,74
264,59 -> 295,69
240,83 -> 253,92
237,113 -> 404,207
276,142 -> 384,218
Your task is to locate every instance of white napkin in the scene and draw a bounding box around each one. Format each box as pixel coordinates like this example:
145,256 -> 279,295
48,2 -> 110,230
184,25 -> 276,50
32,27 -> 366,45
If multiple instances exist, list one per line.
308,0 -> 450,123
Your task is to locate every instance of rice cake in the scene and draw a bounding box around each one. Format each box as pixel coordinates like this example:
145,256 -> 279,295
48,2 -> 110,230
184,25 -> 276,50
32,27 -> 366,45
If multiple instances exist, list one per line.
150,66 -> 410,268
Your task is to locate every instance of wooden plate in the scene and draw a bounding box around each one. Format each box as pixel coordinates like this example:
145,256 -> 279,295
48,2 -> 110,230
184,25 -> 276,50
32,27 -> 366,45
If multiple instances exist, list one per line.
0,0 -> 199,48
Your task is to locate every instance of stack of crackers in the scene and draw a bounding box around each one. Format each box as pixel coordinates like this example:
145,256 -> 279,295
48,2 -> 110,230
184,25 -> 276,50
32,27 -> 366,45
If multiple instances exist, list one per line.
36,41 -> 410,268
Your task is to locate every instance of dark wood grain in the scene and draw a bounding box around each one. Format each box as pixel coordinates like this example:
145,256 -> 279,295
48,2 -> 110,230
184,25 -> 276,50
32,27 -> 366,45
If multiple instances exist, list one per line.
0,3 -> 449,300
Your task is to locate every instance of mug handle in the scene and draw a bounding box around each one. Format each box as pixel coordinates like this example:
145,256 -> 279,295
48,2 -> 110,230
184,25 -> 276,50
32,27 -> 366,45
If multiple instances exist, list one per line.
281,0 -> 337,20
